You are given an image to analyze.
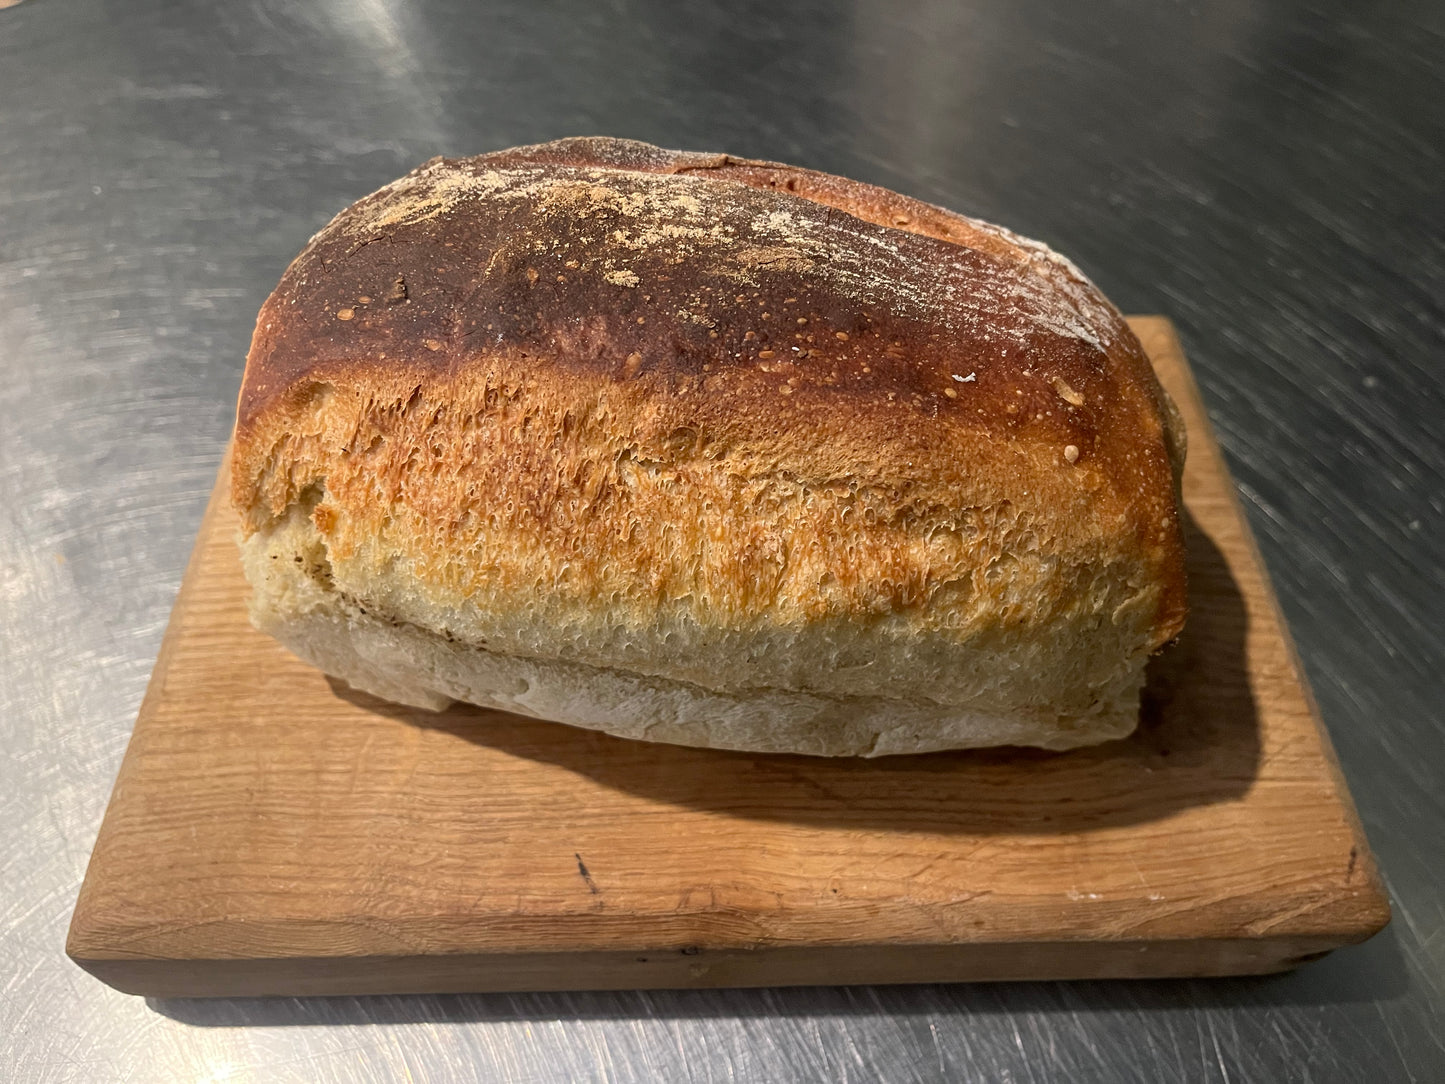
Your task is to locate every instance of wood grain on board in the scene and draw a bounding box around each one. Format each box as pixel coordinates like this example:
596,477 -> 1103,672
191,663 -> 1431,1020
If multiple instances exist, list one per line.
67,318 -> 1388,996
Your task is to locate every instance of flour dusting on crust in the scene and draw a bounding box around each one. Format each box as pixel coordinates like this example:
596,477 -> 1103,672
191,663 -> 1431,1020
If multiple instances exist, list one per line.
330,151 -> 1122,356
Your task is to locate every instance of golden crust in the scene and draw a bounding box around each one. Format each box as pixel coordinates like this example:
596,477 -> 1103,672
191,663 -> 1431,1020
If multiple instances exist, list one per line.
232,138 -> 1186,733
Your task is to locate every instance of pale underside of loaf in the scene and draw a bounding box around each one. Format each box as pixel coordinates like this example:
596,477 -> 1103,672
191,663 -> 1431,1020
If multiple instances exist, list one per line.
241,503 -> 1144,755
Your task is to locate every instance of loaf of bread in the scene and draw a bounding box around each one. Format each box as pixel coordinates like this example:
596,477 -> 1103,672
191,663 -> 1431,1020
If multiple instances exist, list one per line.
232,137 -> 1186,756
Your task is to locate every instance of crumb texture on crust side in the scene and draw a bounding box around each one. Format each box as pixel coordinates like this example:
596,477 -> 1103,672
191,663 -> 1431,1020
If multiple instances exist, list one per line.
242,512 -> 1144,755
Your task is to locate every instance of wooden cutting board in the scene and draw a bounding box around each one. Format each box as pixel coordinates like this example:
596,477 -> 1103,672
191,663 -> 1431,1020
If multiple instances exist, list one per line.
67,318 -> 1388,996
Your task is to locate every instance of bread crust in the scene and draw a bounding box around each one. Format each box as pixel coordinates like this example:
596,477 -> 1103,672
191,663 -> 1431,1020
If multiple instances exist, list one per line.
231,138 -> 1186,751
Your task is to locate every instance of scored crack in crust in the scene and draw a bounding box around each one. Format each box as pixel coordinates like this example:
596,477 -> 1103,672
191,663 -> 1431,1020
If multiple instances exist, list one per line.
231,137 -> 1187,755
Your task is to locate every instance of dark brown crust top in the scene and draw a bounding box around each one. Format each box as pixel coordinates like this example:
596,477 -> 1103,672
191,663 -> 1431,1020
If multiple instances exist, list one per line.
235,138 -> 1187,642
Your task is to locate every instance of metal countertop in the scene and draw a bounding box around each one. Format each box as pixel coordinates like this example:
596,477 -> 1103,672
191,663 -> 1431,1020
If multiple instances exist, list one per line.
2,1 -> 1441,1080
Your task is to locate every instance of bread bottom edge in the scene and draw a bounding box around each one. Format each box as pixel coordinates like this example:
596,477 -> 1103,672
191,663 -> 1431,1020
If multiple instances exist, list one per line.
249,590 -> 1142,757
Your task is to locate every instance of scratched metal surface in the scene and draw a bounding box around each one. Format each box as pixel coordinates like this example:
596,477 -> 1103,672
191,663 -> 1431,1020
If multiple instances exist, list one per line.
2,0 -> 1441,1080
